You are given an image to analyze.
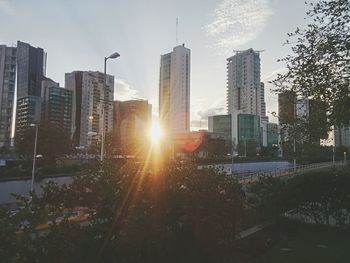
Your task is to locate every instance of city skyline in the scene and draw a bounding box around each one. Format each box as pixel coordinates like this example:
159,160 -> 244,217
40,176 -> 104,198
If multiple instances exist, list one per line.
0,0 -> 314,130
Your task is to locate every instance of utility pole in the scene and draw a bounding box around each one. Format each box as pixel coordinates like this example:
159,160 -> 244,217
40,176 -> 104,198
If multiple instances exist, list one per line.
30,124 -> 38,192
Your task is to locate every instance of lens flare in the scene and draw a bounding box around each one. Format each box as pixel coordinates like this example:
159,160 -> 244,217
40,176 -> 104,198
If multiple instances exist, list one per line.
150,123 -> 162,143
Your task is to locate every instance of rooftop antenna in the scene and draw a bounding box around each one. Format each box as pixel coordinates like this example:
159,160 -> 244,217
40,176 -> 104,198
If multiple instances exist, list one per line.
176,17 -> 178,46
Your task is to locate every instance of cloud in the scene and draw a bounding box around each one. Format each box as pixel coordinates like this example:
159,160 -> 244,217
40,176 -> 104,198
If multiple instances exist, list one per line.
114,79 -> 141,101
191,98 -> 226,130
191,120 -> 208,130
261,67 -> 287,82
197,107 -> 226,120
206,0 -> 274,54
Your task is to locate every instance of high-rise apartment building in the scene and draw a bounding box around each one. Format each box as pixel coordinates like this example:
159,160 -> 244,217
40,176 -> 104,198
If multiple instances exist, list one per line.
159,44 -> 190,134
260,82 -> 268,123
0,45 -> 16,149
226,49 -> 263,146
41,78 -> 72,134
227,49 -> 261,116
15,41 -> 46,139
113,100 -> 152,154
278,90 -> 327,145
278,90 -> 297,125
65,71 -> 114,148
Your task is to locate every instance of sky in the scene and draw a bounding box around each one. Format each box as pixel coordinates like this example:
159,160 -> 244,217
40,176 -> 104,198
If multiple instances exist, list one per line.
0,0 -> 313,130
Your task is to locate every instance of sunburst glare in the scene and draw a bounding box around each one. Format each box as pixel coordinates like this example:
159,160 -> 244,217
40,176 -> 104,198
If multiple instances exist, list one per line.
150,123 -> 163,143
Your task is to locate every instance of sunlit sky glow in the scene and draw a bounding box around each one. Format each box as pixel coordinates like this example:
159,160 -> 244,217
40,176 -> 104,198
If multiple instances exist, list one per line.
0,0 -> 313,130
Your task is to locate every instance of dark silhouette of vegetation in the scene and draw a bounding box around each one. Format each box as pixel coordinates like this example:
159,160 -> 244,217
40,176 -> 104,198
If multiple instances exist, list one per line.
0,161 -> 245,263
273,0 -> 350,127
248,166 -> 350,227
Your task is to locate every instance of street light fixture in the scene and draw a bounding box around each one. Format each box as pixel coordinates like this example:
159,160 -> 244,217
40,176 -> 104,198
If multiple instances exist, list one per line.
30,123 -> 39,193
100,52 -> 120,162
108,52 -> 120,59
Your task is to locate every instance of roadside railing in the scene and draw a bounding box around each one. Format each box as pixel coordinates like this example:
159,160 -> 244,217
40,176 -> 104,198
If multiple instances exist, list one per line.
237,161 -> 346,184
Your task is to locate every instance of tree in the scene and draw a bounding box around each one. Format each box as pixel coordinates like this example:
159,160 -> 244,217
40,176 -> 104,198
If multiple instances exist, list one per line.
248,167 -> 350,227
0,161 -> 245,262
272,0 -> 350,127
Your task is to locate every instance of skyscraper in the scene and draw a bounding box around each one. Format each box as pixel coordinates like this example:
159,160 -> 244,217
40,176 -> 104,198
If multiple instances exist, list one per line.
278,90 -> 327,145
41,78 -> 72,134
260,82 -> 268,123
278,90 -> 297,125
0,45 -> 16,149
65,71 -> 114,148
15,41 -> 46,139
159,44 -> 190,134
226,48 -> 262,146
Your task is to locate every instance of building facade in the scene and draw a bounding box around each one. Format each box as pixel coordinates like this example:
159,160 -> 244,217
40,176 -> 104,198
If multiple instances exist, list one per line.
227,49 -> 262,117
237,114 -> 260,144
278,90 -> 297,125
267,122 -> 279,147
65,71 -> 114,148
226,49 -> 267,148
208,114 -> 231,139
159,44 -> 190,134
0,45 -> 16,149
278,90 -> 327,145
15,41 -> 46,139
113,100 -> 152,154
334,126 -> 350,148
260,82 -> 268,123
41,78 -> 72,133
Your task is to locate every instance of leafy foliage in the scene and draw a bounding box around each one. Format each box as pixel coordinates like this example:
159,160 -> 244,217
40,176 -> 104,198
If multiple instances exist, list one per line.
248,166 -> 350,227
273,0 -> 350,126
0,161 -> 245,263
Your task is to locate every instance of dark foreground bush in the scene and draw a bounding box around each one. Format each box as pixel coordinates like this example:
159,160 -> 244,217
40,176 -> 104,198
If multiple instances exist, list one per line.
0,161 -> 244,263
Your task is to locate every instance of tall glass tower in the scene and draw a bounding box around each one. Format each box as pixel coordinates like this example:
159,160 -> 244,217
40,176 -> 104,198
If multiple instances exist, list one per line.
0,45 -> 17,149
15,41 -> 46,140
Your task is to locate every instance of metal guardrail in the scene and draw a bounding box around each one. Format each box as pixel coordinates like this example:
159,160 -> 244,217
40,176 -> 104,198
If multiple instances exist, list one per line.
237,161 -> 346,184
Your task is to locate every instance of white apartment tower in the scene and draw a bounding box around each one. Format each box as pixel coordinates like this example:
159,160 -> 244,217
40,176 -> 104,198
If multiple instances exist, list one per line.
65,71 -> 114,148
226,48 -> 263,146
159,44 -> 190,134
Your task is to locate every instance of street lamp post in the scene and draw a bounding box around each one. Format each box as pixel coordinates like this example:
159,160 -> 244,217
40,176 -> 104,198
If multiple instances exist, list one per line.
293,102 -> 297,171
101,52 -> 120,162
244,138 -> 247,158
344,151 -> 347,164
30,123 -> 39,193
231,139 -> 234,176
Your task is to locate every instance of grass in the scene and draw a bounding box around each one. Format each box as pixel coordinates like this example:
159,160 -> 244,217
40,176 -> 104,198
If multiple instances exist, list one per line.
250,221 -> 350,263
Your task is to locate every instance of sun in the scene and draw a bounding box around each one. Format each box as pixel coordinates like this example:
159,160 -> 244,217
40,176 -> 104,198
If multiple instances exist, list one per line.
150,123 -> 163,143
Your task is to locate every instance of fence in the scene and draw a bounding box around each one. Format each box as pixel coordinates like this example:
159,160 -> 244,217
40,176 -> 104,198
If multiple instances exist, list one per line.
237,161 -> 346,184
